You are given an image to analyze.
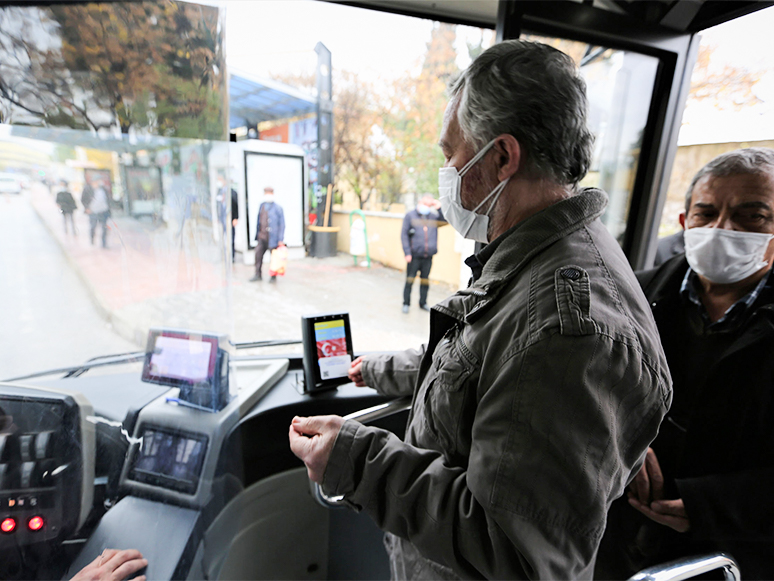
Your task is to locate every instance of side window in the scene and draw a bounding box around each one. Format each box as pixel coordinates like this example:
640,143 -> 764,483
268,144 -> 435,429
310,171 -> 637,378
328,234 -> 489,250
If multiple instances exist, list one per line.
523,34 -> 660,246
655,7 -> 774,253
0,1 -> 497,378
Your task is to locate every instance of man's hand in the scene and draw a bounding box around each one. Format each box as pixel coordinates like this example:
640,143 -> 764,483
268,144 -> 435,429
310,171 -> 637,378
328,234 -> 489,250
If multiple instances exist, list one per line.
628,448 -> 664,505
288,415 -> 345,484
232,218 -> 238,227
70,549 -> 147,581
348,356 -> 366,386
627,448 -> 691,533
628,497 -> 691,533
405,254 -> 412,263
429,198 -> 442,210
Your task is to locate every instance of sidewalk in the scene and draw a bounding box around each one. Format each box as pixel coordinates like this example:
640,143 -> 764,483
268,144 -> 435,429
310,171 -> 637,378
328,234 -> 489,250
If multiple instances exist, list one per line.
30,185 -> 457,355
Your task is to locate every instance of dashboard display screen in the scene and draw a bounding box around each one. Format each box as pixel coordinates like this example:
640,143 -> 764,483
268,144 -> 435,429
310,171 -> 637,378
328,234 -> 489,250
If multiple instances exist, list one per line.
130,428 -> 208,494
141,330 -> 219,388
313,319 -> 351,380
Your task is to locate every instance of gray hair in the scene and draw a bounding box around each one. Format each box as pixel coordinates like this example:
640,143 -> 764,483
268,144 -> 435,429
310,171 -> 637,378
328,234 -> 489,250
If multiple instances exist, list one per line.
450,40 -> 593,186
685,147 -> 774,214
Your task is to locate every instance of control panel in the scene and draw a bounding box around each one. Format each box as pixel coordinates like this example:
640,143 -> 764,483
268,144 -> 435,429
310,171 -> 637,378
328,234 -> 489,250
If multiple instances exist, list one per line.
120,358 -> 288,508
0,384 -> 94,549
128,426 -> 208,495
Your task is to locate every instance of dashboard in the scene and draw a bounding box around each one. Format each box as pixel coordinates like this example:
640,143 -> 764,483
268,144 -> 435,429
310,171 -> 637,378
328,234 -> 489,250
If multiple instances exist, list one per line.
0,355 -> 397,580
0,385 -> 94,550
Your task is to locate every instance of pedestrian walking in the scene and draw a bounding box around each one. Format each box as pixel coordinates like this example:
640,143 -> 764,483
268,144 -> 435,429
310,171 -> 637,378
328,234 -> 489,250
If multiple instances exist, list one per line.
82,178 -> 111,248
55,180 -> 78,235
250,187 -> 285,283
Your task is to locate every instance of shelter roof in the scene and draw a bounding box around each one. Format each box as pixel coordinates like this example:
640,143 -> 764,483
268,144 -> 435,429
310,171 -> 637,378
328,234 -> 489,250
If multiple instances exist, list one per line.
229,70 -> 317,129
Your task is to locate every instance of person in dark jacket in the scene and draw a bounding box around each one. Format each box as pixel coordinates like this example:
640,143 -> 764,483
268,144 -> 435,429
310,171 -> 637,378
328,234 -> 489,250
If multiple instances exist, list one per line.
596,148 -> 774,580
250,187 -> 284,283
55,180 -> 78,235
216,176 -> 239,261
654,230 -> 685,266
401,194 -> 445,313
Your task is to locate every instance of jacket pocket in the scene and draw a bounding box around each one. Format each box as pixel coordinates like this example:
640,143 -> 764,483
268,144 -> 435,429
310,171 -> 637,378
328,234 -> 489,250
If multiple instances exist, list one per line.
423,333 -> 478,458
554,265 -> 597,336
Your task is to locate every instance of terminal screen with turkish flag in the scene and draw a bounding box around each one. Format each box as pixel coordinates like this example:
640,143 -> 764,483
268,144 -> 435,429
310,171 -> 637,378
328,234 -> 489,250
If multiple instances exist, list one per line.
314,319 -> 351,380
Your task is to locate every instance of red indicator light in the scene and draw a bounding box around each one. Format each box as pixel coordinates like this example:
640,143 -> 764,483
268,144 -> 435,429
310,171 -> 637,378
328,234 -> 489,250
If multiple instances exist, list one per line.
1,518 -> 16,533
27,516 -> 44,532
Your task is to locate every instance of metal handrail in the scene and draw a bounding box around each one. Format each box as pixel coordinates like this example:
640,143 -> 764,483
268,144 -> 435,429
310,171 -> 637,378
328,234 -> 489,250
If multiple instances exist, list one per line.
629,553 -> 741,581
312,397 -> 412,508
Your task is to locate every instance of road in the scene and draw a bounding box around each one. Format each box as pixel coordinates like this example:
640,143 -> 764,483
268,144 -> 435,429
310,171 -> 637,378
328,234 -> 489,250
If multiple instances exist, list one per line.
3,185 -> 458,381
0,191 -> 137,380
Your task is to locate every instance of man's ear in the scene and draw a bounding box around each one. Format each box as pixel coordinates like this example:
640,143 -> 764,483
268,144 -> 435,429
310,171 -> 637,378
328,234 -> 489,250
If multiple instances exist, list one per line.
493,134 -> 521,182
679,212 -> 686,230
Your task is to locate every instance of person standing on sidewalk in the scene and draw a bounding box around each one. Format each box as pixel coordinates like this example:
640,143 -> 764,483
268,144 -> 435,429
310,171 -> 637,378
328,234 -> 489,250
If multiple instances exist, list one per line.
55,180 -> 78,236
82,178 -> 111,248
401,195 -> 445,313
250,187 -> 284,283
216,176 -> 239,261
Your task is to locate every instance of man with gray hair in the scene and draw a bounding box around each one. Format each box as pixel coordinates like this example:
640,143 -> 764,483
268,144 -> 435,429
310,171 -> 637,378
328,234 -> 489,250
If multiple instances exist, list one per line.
596,147 -> 774,580
289,40 -> 671,579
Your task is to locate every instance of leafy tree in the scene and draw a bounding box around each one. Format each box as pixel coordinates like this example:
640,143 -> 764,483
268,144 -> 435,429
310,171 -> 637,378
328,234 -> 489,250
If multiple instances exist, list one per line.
271,23 -> 461,208
386,23 -> 459,197
687,43 -> 762,111
0,2 -> 226,139
333,71 -> 394,209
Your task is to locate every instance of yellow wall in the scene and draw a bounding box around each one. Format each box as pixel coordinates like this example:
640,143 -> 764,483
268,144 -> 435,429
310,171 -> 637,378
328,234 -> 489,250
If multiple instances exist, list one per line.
332,210 -> 462,287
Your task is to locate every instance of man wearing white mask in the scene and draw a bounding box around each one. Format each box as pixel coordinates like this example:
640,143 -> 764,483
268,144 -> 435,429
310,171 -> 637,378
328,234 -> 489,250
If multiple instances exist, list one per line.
289,40 -> 671,580
596,148 -> 774,580
401,194 -> 445,313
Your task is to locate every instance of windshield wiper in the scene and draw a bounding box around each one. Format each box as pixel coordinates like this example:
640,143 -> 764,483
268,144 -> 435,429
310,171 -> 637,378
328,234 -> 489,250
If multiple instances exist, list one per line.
2,352 -> 145,383
3,340 -> 304,383
233,339 -> 302,349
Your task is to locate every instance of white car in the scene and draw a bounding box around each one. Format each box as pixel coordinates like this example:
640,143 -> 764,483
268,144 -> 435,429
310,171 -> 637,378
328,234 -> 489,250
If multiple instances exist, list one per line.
0,172 -> 23,194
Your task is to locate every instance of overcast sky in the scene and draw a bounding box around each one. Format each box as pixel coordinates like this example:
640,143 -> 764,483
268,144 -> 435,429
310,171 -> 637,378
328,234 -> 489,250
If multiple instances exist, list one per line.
224,1 -> 492,84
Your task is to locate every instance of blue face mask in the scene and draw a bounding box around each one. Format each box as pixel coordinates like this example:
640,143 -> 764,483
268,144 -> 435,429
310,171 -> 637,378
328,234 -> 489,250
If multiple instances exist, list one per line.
417,204 -> 431,215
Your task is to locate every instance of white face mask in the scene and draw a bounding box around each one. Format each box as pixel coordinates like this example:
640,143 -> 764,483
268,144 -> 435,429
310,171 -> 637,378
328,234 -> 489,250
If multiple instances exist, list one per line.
438,139 -> 509,243
264,195 -> 275,203
684,227 -> 774,284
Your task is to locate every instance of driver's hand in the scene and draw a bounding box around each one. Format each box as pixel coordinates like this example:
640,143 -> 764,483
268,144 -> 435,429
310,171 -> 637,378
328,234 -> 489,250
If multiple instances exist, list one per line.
70,549 -> 147,581
288,415 -> 344,484
348,356 -> 366,386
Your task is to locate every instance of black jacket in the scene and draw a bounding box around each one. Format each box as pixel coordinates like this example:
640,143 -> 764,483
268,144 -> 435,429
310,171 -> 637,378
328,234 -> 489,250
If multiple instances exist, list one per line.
596,254 -> 774,579
401,208 -> 445,258
56,190 -> 77,213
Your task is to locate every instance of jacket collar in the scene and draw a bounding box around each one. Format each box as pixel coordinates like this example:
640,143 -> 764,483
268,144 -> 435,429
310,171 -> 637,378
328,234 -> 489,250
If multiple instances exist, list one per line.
434,188 -> 608,324
640,254 -> 774,357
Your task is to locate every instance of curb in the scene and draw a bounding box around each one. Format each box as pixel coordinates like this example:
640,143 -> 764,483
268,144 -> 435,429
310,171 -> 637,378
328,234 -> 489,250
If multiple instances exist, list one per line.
29,197 -> 144,348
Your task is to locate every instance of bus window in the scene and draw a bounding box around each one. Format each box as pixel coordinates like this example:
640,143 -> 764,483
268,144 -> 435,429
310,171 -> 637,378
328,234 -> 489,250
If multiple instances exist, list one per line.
655,6 -> 774,249
0,1 -> 499,379
523,34 -> 660,245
